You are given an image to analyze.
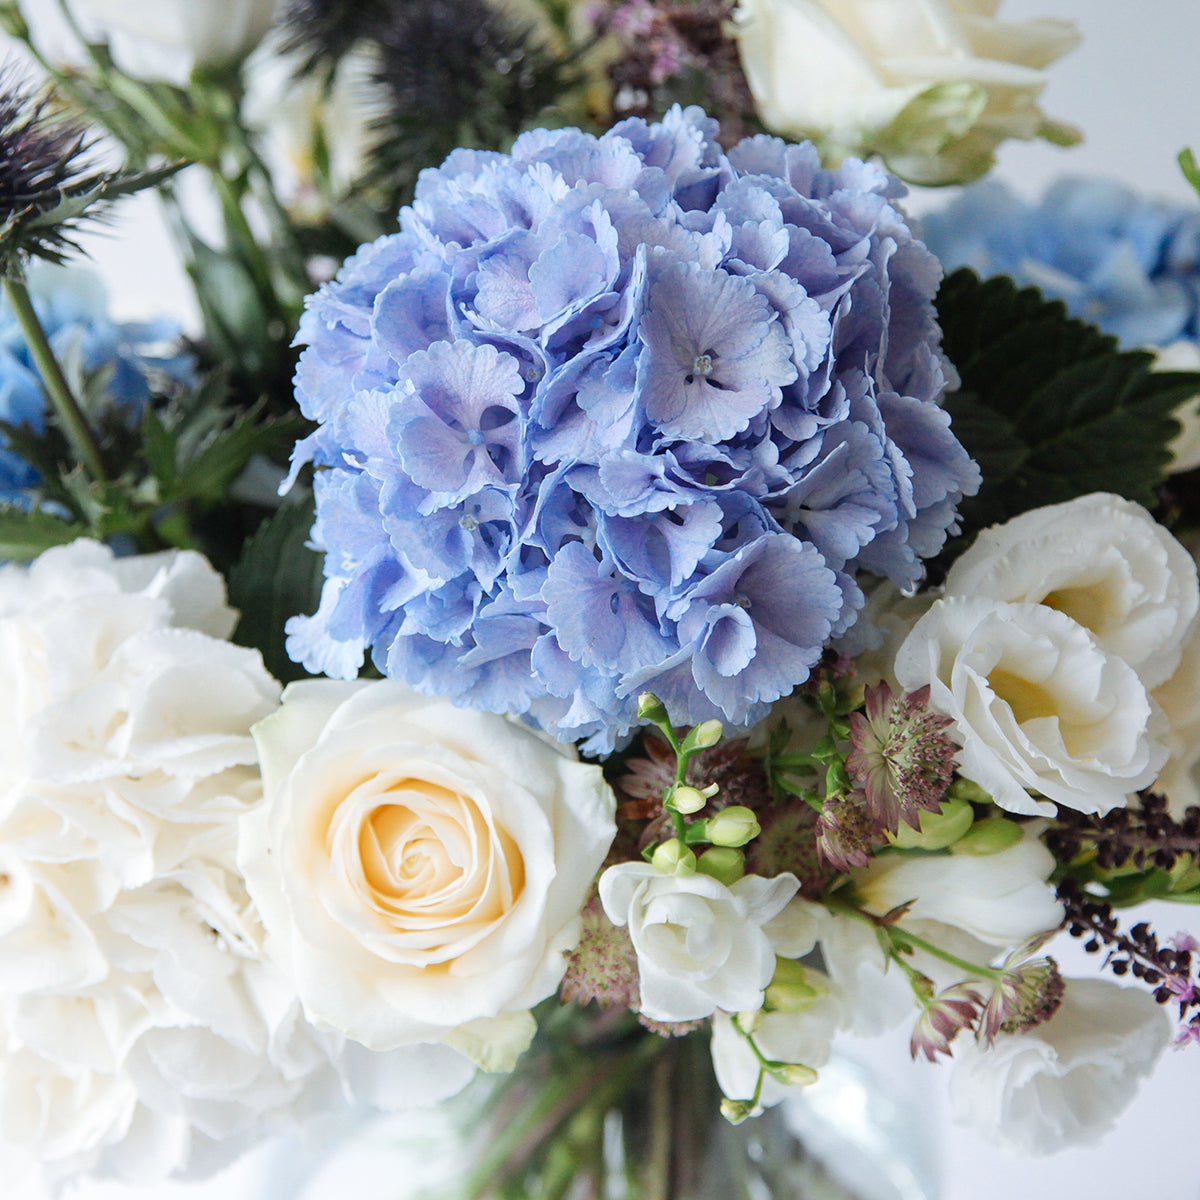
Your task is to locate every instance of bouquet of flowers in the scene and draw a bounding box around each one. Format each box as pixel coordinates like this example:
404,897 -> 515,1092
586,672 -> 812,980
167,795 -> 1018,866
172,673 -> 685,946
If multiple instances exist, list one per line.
1,1 -> 1198,1196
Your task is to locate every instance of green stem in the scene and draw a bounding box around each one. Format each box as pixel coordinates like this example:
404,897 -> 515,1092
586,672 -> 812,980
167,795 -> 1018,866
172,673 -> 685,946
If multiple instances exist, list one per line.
3,276 -> 108,484
889,925 -> 1005,983
209,169 -> 289,326
831,897 -> 1005,983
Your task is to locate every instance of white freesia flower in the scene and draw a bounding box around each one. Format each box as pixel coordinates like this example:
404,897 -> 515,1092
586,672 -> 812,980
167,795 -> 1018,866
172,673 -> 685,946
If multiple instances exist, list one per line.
240,678 -> 616,1068
949,978 -> 1170,1153
896,596 -> 1166,817
852,832 -> 1062,948
732,0 -> 1080,185
598,864 -> 798,1022
0,540 -> 360,1188
942,493 -> 1199,690
710,995 -> 840,1114
65,0 -> 278,78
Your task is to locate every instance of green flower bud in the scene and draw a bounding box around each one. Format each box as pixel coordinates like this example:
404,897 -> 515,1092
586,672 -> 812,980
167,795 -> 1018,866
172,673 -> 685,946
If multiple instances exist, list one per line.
888,796 -> 974,850
720,1096 -> 756,1125
765,1062 -> 819,1087
696,846 -> 745,886
951,816 -> 1024,856
651,838 -> 696,875
669,785 -> 709,815
705,805 -> 761,848
682,719 -> 724,752
764,959 -> 825,1013
637,692 -> 670,724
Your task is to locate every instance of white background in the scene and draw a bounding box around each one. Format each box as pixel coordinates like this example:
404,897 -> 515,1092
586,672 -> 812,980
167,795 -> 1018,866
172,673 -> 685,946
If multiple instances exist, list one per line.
6,0 -> 1200,1198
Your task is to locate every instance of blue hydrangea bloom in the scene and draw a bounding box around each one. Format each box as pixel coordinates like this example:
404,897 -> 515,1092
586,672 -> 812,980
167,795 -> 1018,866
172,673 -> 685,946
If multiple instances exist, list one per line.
0,266 -> 195,504
287,107 -> 979,751
920,179 -> 1200,349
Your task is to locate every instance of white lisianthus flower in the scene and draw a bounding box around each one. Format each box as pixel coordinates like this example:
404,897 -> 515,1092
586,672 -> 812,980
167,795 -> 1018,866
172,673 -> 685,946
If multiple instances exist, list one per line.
732,0 -> 1080,185
64,0 -> 278,78
949,978 -> 1170,1153
942,493 -> 1200,691
598,864 -> 799,1022
895,596 -> 1167,816
852,832 -> 1062,948
0,540 -> 358,1188
240,678 -> 616,1070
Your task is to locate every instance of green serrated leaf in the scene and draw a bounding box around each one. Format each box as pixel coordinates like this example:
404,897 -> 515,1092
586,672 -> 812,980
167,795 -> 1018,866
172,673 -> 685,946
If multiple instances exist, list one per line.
935,269 -> 1199,545
0,505 -> 87,559
227,497 -> 324,684
174,408 -> 307,503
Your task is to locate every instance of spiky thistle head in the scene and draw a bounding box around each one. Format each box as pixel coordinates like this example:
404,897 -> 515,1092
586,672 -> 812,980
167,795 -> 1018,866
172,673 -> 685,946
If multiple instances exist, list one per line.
279,0 -> 396,77
0,66 -> 179,279
363,0 -> 568,198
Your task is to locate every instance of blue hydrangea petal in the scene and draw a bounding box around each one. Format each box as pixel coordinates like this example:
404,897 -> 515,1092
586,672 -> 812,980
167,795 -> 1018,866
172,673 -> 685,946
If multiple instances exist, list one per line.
636,256 -> 796,441
392,340 -> 525,501
542,540 -> 673,674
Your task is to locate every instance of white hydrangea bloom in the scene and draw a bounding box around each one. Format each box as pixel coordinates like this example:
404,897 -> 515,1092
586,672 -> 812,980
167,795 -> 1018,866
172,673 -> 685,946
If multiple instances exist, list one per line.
0,541 -> 342,1189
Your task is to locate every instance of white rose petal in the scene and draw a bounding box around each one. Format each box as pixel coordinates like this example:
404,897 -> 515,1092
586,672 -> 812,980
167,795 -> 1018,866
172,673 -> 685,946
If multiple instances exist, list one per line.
599,863 -> 799,1023
69,0 -> 277,79
732,0 -> 1079,184
949,978 -> 1170,1154
895,596 -> 1166,816
240,678 -> 617,1061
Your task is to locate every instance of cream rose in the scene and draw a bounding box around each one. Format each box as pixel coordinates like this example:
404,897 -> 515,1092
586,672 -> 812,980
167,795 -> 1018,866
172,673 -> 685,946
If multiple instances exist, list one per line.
598,864 -> 799,1022
733,0 -> 1080,185
948,978 -> 1169,1153
240,679 -> 616,1067
894,596 -> 1166,816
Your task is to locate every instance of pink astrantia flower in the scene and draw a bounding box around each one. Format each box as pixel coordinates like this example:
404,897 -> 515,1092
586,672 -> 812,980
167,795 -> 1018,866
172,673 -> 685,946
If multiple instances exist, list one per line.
846,682 -> 957,835
911,982 -> 986,1062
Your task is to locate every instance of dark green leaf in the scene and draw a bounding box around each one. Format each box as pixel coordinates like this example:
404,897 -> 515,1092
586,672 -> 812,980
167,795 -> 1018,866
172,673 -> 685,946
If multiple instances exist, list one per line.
0,505 -> 87,559
227,496 -> 324,684
174,407 -> 308,503
935,269 -> 1196,545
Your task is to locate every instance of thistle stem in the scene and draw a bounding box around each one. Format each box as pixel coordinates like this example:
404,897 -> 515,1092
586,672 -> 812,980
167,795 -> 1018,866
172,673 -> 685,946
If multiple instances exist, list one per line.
2,275 -> 108,483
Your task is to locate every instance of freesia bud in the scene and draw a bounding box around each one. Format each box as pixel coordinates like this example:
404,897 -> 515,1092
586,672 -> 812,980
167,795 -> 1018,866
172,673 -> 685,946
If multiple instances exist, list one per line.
696,846 -> 745,886
669,785 -> 709,815
952,816 -> 1024,856
706,806 -> 761,848
888,796 -> 974,850
651,838 -> 696,875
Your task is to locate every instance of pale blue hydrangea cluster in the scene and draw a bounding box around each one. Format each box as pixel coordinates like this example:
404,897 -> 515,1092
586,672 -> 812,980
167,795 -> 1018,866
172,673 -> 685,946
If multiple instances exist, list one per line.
920,179 -> 1200,348
0,267 -> 194,504
287,107 -> 979,750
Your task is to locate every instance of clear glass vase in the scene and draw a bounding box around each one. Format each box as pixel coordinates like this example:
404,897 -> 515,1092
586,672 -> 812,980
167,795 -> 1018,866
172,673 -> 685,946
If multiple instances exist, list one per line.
268,1014 -> 939,1200
409,1016 -> 936,1200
